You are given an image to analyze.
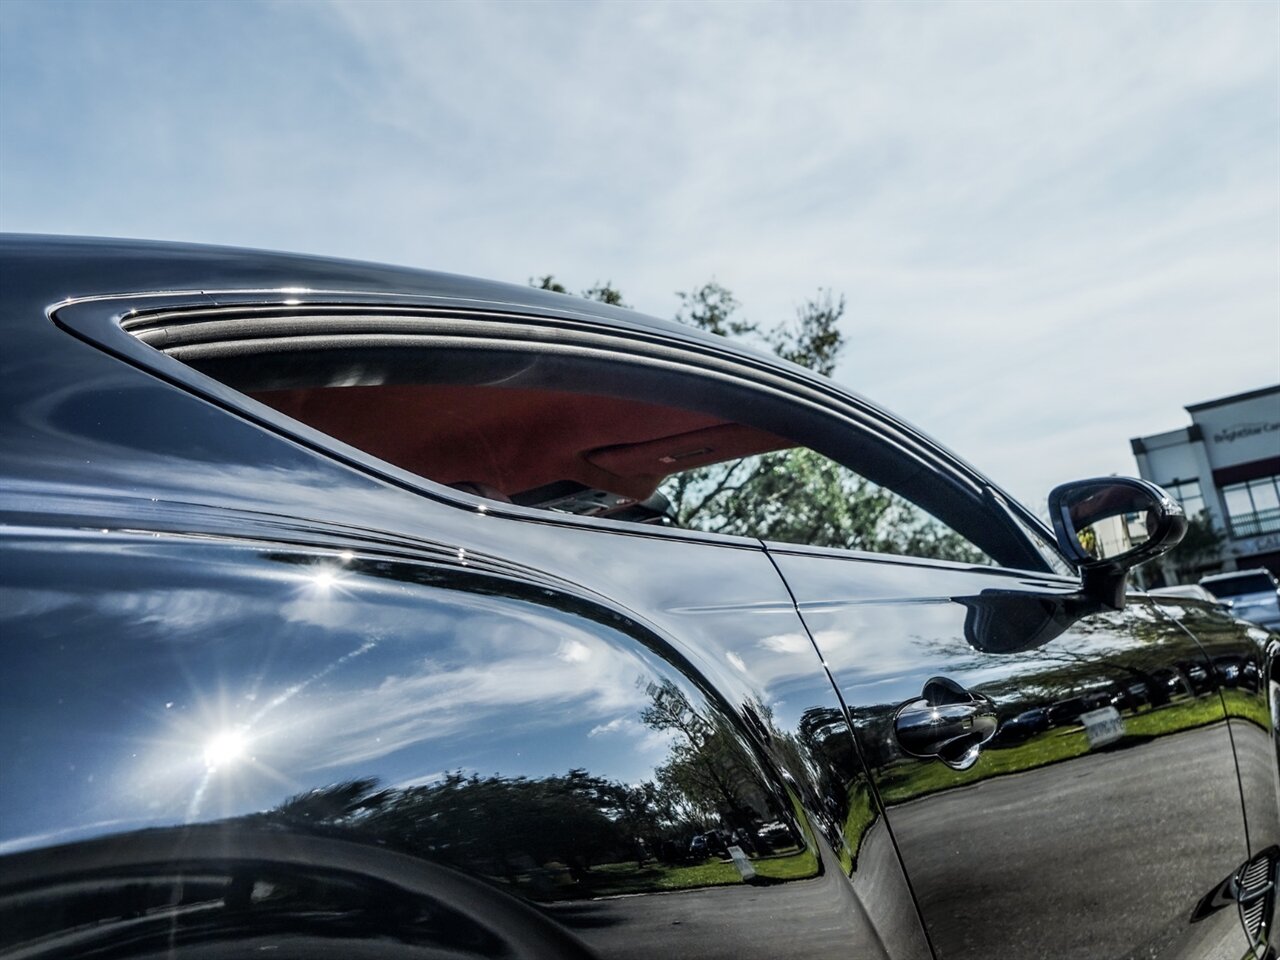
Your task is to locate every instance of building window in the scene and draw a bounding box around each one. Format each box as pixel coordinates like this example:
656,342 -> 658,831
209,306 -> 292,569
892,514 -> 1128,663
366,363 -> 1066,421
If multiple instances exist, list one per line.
1163,479 -> 1205,518
1221,475 -> 1280,539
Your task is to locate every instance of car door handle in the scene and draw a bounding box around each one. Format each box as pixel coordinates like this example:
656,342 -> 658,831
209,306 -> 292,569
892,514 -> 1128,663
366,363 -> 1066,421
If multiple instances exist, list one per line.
894,676 -> 998,771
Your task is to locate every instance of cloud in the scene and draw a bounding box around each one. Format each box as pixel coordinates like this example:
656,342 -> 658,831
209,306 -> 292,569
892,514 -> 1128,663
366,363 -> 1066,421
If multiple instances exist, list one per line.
1,0 -> 1275,509
261,615 -> 654,771
758,632 -> 813,655
587,715 -> 674,755
587,717 -> 630,738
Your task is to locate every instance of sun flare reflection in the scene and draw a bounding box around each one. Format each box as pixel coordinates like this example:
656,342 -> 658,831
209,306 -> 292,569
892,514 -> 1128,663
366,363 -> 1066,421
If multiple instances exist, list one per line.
202,729 -> 248,771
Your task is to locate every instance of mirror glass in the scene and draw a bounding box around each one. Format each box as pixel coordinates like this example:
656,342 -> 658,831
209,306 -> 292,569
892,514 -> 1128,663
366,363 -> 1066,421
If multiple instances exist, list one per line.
1057,482 -> 1162,561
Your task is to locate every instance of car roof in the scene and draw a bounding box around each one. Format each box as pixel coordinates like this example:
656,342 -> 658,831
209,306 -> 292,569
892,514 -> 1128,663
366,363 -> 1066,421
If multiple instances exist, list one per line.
0,233 -> 966,478
0,232 -> 759,360
1148,584 -> 1214,599
1200,568 -> 1277,585
0,233 -> 1068,570
0,231 -> 898,451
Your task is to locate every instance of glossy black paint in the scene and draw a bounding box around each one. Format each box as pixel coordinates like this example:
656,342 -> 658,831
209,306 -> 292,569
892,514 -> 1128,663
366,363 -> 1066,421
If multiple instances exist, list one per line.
1149,597 -> 1280,955
3,530 -> 921,959
769,547 -> 1258,959
1,235 -> 1276,959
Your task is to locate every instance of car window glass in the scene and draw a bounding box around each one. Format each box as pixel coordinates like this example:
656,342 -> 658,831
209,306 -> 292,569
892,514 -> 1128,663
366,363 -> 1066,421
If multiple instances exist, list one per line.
106,304 -> 1049,566
659,449 -> 989,563
1204,574 -> 1276,597
247,380 -> 992,565
985,488 -> 1075,577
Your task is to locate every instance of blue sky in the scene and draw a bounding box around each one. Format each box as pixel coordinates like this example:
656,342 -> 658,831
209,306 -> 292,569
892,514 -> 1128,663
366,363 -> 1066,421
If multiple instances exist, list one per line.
1,0 -> 1276,510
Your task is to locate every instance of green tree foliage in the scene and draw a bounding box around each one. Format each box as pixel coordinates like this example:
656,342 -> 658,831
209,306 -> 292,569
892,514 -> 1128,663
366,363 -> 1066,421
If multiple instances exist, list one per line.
531,274 -> 567,294
768,288 -> 844,377
663,284 -> 984,562
581,281 -> 628,307
532,274 -> 628,307
1163,510 -> 1225,582
675,281 -> 758,339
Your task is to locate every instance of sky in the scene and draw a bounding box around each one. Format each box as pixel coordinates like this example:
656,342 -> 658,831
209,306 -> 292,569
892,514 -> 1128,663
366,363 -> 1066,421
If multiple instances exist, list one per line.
1,0 -> 1277,512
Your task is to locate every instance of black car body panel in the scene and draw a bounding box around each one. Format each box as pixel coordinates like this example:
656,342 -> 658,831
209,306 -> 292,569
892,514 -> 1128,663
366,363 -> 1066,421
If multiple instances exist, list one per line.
1,234 -> 1276,959
769,548 -> 1261,958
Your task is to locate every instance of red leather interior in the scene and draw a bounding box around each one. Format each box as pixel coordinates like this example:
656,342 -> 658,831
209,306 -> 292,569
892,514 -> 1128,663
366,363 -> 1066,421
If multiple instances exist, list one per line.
252,383 -> 793,500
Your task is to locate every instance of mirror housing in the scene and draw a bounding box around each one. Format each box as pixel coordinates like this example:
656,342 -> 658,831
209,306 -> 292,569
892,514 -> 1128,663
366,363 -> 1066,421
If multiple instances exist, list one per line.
1048,477 -> 1186,610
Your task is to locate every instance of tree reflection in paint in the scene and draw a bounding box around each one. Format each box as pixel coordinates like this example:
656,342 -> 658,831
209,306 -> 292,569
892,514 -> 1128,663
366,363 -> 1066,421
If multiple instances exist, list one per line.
253,679 -> 819,900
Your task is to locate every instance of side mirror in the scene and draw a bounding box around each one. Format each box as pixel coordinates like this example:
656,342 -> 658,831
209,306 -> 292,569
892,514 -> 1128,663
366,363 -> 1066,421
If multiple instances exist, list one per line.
1048,477 -> 1187,610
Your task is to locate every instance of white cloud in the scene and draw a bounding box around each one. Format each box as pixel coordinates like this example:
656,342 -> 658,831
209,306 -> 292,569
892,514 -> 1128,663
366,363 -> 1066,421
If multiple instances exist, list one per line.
586,715 -> 674,755
1,1 -> 1275,508
758,632 -> 812,655
258,615 -> 654,771
587,717 -> 630,738
557,638 -> 592,663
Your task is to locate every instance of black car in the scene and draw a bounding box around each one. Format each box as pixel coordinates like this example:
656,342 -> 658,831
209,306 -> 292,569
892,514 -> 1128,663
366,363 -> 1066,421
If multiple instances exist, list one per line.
1,235 -> 1276,960
989,706 -> 1050,746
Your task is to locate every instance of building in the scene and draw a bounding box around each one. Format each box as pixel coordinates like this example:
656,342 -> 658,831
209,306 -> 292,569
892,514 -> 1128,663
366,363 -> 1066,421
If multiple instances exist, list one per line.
1131,384 -> 1280,581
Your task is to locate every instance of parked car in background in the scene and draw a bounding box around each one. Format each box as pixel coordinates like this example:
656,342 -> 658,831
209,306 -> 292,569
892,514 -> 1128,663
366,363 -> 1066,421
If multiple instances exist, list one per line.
1148,582 -> 1232,610
1200,568 -> 1280,629
990,706 -> 1050,746
1,235 -> 1276,960
687,834 -> 709,861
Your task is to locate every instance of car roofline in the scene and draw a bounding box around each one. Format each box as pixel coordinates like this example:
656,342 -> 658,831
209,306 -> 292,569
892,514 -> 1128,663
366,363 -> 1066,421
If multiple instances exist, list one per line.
3,232 -> 1066,563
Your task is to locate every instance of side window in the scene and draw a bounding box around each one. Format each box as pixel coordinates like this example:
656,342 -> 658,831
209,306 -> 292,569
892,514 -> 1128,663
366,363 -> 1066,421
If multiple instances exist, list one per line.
100,301 -> 1028,566
248,379 -> 990,565
660,450 -> 988,563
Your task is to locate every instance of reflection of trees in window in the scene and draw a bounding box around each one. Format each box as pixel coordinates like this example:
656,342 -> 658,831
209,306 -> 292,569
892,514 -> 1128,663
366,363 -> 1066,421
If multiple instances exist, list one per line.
661,449 -> 988,563
546,274 -> 988,563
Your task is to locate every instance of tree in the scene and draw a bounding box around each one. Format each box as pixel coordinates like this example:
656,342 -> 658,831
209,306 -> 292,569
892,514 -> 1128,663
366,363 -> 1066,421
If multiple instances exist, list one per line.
531,274 -> 567,294
663,286 -> 983,562
581,282 -> 628,308
768,288 -> 844,377
531,274 -> 627,307
640,678 -> 757,823
1162,511 -> 1225,583
676,281 -> 758,339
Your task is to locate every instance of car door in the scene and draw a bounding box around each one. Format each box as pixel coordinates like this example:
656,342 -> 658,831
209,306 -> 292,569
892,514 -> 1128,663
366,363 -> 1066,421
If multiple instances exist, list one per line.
1149,594 -> 1280,955
768,539 -> 1256,959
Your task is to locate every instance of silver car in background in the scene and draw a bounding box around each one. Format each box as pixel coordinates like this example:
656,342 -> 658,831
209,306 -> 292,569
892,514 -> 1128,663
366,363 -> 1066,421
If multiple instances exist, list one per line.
1200,568 -> 1280,629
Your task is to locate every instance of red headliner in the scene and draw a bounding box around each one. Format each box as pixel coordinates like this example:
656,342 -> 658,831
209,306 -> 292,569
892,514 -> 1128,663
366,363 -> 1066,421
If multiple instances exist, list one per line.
252,384 -> 792,500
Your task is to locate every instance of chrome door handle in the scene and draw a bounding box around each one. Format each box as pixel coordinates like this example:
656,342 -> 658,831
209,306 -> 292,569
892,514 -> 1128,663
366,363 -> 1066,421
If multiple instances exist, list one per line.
894,676 -> 998,771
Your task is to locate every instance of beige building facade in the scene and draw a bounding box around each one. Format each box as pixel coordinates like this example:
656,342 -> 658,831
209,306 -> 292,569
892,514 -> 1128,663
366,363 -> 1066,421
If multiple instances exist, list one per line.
1131,384 -> 1280,580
